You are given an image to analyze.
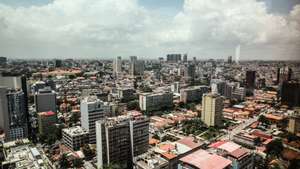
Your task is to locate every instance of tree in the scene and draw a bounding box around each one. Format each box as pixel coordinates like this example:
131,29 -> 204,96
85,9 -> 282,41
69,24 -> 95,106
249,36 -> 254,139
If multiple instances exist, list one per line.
70,112 -> 80,124
82,144 -> 95,160
127,100 -> 140,111
258,115 -> 270,125
73,158 -> 83,168
59,154 -> 70,168
266,139 -> 283,158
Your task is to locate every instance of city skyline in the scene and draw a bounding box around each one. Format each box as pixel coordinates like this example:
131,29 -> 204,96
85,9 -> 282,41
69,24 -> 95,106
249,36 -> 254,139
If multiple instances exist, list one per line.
0,0 -> 300,60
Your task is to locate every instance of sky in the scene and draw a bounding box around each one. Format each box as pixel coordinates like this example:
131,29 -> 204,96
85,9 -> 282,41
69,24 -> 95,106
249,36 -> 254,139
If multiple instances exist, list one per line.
0,0 -> 299,60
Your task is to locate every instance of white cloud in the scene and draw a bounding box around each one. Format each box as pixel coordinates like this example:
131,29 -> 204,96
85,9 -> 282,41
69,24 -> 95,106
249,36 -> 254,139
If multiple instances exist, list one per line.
0,0 -> 299,60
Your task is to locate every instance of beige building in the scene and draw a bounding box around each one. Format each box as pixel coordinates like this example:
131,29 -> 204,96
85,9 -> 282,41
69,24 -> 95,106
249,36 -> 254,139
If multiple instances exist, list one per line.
201,93 -> 223,127
288,112 -> 300,135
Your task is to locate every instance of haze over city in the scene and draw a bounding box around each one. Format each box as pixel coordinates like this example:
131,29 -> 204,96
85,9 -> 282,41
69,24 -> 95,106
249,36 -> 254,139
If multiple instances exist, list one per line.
0,0 -> 300,60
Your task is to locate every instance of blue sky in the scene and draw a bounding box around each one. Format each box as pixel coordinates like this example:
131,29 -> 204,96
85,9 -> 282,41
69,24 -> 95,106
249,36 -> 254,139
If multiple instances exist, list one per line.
0,0 -> 299,14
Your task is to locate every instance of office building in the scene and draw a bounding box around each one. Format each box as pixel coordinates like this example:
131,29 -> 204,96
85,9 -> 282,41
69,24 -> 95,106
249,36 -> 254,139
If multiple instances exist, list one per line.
113,56 -> 122,76
171,82 -> 180,94
139,92 -> 173,112
180,86 -> 209,104
0,56 -> 7,65
117,87 -> 135,102
183,54 -> 188,62
232,87 -> 246,101
37,111 -> 57,135
287,111 -> 300,135
54,59 -> 62,68
35,88 -> 57,113
227,56 -> 233,64
96,112 -> 149,168
277,67 -> 292,85
245,71 -> 255,96
62,126 -> 89,151
81,96 -> 107,144
0,87 -> 28,141
280,81 -> 300,107
185,64 -> 196,81
166,54 -> 181,63
201,93 -> 223,127
130,58 -> 144,76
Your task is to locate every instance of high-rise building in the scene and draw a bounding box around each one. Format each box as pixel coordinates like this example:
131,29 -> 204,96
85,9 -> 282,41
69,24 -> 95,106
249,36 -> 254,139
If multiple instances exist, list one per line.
37,111 -> 57,136
54,59 -> 62,68
130,57 -> 144,76
201,93 -> 223,127
113,56 -> 122,76
139,92 -> 173,112
245,71 -> 256,96
277,67 -> 292,85
96,112 -> 149,169
227,56 -> 233,64
232,87 -> 246,101
35,88 -> 57,112
0,75 -> 30,138
166,54 -> 181,63
81,96 -> 107,144
185,64 -> 196,81
0,57 -> 7,65
0,87 -> 28,141
280,81 -> 300,107
171,82 -> 180,94
287,111 -> 300,134
62,126 -> 89,151
183,54 -> 188,62
180,86 -> 209,104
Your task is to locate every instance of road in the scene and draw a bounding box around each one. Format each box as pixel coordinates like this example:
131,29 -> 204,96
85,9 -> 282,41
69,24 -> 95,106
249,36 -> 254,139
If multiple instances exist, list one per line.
219,116 -> 259,141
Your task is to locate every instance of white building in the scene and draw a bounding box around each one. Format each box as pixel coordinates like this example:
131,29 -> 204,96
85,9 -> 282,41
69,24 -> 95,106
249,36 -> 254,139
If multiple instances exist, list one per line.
139,92 -> 173,112
113,56 -> 122,76
81,96 -> 107,144
62,126 -> 89,151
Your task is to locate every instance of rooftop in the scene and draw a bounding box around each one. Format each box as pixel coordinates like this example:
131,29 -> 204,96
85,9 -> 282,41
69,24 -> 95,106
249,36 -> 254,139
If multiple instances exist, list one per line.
62,126 -> 88,136
180,149 -> 232,169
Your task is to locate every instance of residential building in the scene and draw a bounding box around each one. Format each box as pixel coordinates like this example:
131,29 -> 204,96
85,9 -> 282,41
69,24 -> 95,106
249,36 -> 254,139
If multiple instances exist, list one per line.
81,96 -> 107,144
180,86 -> 208,104
245,71 -> 256,96
117,87 -> 135,102
0,87 -> 28,141
171,82 -> 180,94
37,111 -> 57,135
62,126 -> 89,151
201,93 -> 223,127
232,87 -> 246,101
280,81 -> 300,107
139,92 -> 173,112
287,111 -> 300,135
96,112 -> 149,169
35,88 -> 57,113
166,54 -> 181,63
113,56 -> 122,76
130,57 -> 144,76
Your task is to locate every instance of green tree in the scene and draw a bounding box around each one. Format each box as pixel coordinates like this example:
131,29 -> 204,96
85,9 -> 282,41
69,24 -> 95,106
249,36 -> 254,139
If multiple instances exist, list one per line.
59,154 -> 70,168
82,144 -> 95,160
266,139 -> 283,158
258,115 -> 270,125
73,158 -> 83,168
127,100 -> 140,110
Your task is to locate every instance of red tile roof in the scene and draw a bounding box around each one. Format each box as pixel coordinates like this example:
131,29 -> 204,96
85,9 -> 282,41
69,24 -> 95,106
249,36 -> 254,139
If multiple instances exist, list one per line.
180,149 -> 232,169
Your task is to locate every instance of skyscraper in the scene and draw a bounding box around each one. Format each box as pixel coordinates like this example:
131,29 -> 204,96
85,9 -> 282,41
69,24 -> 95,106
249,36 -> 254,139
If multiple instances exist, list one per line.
280,81 -> 300,107
183,54 -> 188,62
166,54 -> 181,63
113,56 -> 122,76
35,88 -> 57,113
201,93 -> 223,127
0,87 -> 28,141
246,70 -> 256,96
96,112 -> 149,169
81,96 -> 107,144
130,57 -> 144,76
